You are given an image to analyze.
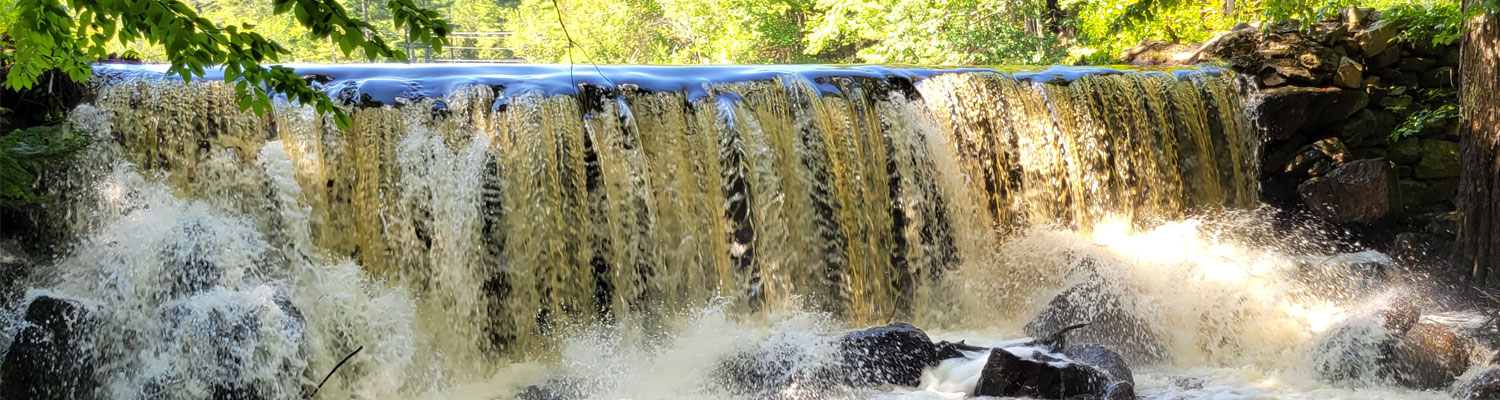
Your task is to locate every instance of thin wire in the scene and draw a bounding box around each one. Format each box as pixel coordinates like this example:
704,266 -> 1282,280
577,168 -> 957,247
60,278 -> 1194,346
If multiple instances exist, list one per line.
550,0 -> 616,89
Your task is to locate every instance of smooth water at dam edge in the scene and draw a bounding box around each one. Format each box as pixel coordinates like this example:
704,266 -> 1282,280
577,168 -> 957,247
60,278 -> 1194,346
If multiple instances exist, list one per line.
0,64 -> 1452,399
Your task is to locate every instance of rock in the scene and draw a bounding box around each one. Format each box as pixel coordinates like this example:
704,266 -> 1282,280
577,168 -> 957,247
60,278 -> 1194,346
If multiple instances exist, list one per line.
1025,281 -> 1166,363
1329,109 -> 1378,146
1452,366 -> 1500,400
516,378 -> 586,400
146,288 -> 313,399
1259,70 -> 1288,87
1415,211 -> 1460,237
1311,314 -> 1401,382
1269,20 -> 1303,34
160,221 -> 223,297
1379,94 -> 1414,110
972,346 -> 1115,399
1398,180 -> 1428,210
1333,57 -> 1363,88
1293,250 -> 1399,300
1393,232 -> 1454,263
1316,137 -> 1351,162
1441,46 -> 1462,66
1297,159 -> 1400,223
1120,39 -> 1196,66
1285,137 -> 1350,176
1421,67 -> 1455,88
718,322 -> 951,396
1416,140 -> 1460,179
1367,46 -> 1403,69
1371,108 -> 1402,135
1250,87 -> 1368,140
837,322 -> 942,387
1310,22 -> 1349,46
1299,46 -> 1342,72
1262,58 -> 1323,85
1411,202 -> 1456,215
1356,19 -> 1402,57
1353,147 -> 1389,161
1065,344 -> 1135,388
1425,179 -> 1460,205
1394,71 -> 1420,88
1202,28 -> 1263,71
0,295 -> 97,399
1390,138 -> 1422,164
1393,312 -> 1495,389
1398,57 -> 1438,73
1342,6 -> 1372,30
1419,118 -> 1457,138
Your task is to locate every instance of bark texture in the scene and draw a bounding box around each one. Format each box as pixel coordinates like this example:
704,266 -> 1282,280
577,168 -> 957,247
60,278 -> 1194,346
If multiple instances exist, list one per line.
1459,0 -> 1500,282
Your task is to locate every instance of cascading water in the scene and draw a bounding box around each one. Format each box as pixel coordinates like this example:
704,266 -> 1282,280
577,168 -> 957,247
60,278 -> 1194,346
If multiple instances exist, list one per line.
0,64 -> 1447,399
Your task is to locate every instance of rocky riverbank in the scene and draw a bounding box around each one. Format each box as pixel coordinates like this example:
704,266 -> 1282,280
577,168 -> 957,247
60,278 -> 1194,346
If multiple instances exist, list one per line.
1126,7 -> 1462,263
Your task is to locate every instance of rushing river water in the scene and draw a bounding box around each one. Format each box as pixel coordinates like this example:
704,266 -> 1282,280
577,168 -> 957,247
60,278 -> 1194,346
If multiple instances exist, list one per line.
0,64 -> 1455,399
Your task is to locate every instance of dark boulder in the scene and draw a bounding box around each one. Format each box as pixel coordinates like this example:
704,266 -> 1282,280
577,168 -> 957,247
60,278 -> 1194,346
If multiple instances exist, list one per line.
1025,281 -> 1166,363
972,346 -> 1126,399
1296,158 -> 1400,223
1310,316 -> 1402,382
0,295 -> 98,400
717,322 -> 951,396
515,378 -> 586,400
1250,87 -> 1368,140
1416,140 -> 1460,179
836,322 -> 941,387
1391,312 -> 1495,389
1452,366 -> 1500,400
1065,344 -> 1136,391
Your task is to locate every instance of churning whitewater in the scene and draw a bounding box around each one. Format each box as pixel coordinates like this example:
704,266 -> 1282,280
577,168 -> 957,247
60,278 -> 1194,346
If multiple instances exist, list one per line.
0,65 -> 1447,399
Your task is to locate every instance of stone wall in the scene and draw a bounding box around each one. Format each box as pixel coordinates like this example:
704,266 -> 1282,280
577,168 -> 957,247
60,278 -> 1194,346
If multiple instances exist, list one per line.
1200,7 -> 1460,258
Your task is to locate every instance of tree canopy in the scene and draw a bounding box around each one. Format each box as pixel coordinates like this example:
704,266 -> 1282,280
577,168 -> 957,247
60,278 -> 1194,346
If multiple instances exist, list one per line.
3,0 -> 453,128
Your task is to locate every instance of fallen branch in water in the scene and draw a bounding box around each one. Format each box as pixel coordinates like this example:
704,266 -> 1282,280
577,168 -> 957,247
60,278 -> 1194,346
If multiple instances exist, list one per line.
310,346 -> 363,399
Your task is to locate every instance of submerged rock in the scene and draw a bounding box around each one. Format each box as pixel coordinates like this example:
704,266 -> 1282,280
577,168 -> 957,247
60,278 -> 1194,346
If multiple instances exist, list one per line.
717,322 -> 951,396
1391,312 -> 1499,389
0,295 -> 98,399
836,322 -> 941,387
972,345 -> 1127,399
1452,366 -> 1500,400
1025,281 -> 1166,363
1065,343 -> 1135,389
515,378 -> 586,400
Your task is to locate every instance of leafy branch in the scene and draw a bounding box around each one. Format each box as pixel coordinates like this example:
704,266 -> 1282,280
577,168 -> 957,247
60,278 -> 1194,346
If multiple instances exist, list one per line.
5,0 -> 452,128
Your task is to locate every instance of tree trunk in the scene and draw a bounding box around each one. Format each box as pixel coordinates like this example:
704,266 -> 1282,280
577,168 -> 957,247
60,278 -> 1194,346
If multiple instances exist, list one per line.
1459,0 -> 1500,284
1045,0 -> 1063,35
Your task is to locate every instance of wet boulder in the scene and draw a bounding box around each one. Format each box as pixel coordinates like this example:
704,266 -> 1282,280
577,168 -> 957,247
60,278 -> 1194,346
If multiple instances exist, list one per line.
0,295 -> 98,399
1025,282 -> 1166,363
717,322 -> 950,396
1065,344 -> 1135,390
1249,87 -> 1368,140
145,287 -> 314,399
836,322 -> 941,387
973,345 -> 1129,399
1309,314 -> 1403,382
1452,366 -> 1500,400
1297,158 -> 1400,223
515,378 -> 586,400
1391,312 -> 1498,389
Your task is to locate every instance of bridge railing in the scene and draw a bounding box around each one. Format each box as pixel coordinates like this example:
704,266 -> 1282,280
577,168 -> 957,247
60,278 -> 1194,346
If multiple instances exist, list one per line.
401,32 -> 522,63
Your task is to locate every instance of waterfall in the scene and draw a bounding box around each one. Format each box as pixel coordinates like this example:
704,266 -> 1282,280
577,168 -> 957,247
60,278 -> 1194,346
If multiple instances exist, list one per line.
10,64 -> 1394,399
